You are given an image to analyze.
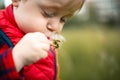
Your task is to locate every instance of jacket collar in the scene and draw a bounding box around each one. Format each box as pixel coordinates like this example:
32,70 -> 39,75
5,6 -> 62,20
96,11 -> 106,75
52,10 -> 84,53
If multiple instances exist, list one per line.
4,4 -> 18,28
2,4 -> 25,45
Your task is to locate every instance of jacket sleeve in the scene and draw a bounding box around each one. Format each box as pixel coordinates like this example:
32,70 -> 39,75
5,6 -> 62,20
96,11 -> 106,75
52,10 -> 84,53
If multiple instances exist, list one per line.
0,48 -> 20,79
23,47 -> 58,80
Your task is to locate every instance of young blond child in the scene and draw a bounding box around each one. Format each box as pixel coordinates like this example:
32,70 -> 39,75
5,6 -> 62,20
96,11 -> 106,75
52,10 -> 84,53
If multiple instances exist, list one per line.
0,0 -> 85,80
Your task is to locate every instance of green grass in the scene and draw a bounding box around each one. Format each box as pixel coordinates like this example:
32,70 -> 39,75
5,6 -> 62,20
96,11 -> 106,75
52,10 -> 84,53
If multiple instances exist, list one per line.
58,26 -> 120,80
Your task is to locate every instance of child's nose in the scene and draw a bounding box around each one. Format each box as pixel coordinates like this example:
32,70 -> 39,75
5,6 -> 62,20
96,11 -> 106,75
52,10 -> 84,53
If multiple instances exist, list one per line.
47,19 -> 63,33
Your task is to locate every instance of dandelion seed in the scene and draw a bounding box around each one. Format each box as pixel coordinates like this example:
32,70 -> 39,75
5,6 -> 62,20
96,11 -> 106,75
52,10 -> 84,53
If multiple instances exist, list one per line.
51,34 -> 66,49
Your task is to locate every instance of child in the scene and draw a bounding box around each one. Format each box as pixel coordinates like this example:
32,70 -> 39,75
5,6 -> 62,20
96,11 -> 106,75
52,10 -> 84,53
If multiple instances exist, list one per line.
0,0 -> 85,80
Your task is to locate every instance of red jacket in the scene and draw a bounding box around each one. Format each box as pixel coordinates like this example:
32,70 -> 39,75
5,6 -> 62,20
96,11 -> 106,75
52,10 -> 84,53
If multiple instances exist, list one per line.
0,5 -> 58,80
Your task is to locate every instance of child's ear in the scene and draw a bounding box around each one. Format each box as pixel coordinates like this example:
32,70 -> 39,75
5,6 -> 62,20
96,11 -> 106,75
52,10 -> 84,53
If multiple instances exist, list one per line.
12,0 -> 20,7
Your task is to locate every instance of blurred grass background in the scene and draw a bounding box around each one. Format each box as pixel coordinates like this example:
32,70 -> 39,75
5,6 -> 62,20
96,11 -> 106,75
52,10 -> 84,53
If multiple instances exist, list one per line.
58,26 -> 120,80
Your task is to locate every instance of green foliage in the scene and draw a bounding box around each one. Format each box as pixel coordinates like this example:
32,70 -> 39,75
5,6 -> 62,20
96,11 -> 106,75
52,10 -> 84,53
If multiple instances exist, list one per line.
0,0 -> 5,9
58,27 -> 120,80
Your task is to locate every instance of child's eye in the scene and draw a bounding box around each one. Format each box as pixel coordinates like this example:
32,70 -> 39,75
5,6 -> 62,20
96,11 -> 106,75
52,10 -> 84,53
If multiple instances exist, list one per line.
43,11 -> 55,17
60,17 -> 67,23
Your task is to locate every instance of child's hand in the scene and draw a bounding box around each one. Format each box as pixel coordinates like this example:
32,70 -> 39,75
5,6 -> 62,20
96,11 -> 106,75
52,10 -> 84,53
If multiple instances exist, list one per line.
12,32 -> 50,72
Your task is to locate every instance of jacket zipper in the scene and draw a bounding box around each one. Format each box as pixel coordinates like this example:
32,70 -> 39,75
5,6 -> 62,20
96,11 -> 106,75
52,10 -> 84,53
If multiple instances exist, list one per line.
50,48 -> 57,80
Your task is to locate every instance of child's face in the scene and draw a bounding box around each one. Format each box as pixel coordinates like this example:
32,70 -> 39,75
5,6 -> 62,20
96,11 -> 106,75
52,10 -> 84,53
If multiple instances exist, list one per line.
13,0 -> 84,38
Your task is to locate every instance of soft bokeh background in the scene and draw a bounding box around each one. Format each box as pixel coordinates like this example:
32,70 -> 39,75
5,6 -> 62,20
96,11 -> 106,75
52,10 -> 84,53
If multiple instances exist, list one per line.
58,0 -> 120,80
0,0 -> 120,80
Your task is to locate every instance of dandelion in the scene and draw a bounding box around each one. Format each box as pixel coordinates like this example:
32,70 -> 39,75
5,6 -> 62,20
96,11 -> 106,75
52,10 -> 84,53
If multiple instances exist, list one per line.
51,34 -> 66,49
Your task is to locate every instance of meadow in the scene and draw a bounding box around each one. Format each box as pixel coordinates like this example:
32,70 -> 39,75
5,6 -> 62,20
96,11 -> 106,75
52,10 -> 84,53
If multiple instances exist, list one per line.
58,26 -> 120,80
